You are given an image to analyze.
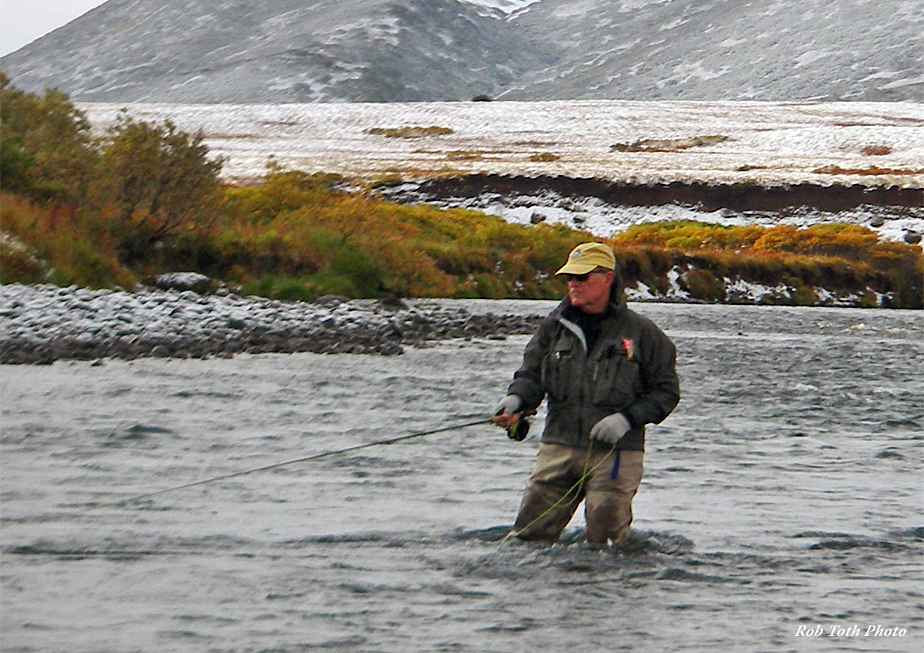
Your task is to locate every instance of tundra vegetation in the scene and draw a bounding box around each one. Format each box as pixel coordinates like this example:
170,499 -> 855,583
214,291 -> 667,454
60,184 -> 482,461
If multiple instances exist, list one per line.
610,135 -> 731,152
1,75 -> 921,308
365,125 -> 455,138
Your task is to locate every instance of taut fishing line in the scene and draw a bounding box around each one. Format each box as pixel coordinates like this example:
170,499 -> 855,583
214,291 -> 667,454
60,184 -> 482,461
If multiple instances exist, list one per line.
2,416 -> 491,525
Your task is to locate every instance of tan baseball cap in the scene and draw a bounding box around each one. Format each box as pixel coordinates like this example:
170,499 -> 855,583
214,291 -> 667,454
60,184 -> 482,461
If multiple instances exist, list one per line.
555,242 -> 616,275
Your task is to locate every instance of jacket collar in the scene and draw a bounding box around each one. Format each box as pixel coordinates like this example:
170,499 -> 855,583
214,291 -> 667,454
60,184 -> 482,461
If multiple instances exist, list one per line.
551,296 -> 626,354
550,292 -> 626,320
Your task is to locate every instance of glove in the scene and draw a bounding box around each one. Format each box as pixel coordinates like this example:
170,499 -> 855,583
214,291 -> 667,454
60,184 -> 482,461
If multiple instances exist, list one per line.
590,413 -> 632,445
493,394 -> 522,416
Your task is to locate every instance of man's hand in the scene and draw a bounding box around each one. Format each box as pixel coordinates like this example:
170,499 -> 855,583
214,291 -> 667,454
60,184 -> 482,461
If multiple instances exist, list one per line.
590,413 -> 631,445
490,394 -> 522,429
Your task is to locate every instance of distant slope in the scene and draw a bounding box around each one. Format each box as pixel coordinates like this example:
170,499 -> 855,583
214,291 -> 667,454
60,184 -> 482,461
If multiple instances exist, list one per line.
505,0 -> 924,101
2,0 -> 921,102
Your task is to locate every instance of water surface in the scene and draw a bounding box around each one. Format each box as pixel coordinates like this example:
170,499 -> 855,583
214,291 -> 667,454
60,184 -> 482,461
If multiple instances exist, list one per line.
2,302 -> 921,652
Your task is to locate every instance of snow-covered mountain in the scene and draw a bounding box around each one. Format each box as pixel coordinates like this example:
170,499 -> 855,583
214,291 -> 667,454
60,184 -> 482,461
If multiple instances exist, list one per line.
2,0 -> 921,103
509,0 -> 924,102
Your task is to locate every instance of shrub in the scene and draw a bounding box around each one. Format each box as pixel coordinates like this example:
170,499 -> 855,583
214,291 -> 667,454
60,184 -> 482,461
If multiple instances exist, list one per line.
327,244 -> 384,297
0,232 -> 47,284
613,220 -> 763,250
608,221 -> 921,308
678,268 -> 725,302
98,112 -> 225,266
241,274 -> 314,302
0,131 -> 33,193
0,191 -> 136,288
0,71 -> 97,201
789,284 -> 817,306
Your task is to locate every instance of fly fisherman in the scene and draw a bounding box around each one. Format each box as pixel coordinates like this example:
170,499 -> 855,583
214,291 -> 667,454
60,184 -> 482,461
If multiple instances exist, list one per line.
491,242 -> 680,545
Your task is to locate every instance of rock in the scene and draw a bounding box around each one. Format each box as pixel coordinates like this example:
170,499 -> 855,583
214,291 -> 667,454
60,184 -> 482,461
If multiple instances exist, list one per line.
378,296 -> 410,310
314,295 -> 347,307
146,272 -> 215,294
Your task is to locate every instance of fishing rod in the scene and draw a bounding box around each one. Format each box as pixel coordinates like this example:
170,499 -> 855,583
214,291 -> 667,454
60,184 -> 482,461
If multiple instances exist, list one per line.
3,416 -> 493,524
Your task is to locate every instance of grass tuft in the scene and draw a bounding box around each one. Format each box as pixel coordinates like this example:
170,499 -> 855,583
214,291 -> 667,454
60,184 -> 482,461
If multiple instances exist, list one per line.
611,135 -> 731,153
860,145 -> 892,156
366,126 -> 454,139
529,152 -> 561,162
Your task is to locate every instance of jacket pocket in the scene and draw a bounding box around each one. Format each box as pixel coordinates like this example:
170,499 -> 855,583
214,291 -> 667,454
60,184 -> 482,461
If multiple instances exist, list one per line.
592,353 -> 641,408
542,339 -> 576,402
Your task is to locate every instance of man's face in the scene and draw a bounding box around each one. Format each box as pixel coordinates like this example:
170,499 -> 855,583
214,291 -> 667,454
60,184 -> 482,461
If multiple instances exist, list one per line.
566,270 -> 614,313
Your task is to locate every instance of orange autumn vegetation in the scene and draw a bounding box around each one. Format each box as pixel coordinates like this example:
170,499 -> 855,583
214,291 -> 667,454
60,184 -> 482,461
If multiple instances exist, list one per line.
5,175 -> 922,307
611,221 -> 921,307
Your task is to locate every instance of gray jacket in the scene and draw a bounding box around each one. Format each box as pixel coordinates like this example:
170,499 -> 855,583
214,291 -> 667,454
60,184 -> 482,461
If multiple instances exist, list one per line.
507,294 -> 680,451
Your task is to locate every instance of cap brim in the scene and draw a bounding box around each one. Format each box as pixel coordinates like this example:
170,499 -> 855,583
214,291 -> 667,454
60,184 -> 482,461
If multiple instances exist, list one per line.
555,261 -> 599,276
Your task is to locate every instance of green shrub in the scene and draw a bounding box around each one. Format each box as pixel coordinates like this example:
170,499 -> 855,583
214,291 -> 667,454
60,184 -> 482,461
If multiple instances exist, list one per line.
679,268 -> 725,302
790,284 -> 817,306
328,245 -> 383,297
0,72 -> 96,201
99,112 -> 224,266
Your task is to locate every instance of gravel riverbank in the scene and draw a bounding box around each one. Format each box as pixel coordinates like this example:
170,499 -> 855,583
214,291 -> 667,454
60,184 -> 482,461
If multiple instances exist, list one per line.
0,281 -> 543,365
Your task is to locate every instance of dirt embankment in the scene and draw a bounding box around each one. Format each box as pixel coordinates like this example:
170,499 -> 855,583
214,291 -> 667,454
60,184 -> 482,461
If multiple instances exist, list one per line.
395,174 -> 923,214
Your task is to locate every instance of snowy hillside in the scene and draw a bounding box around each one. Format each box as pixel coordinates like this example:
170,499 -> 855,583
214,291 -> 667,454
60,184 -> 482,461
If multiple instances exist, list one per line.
507,0 -> 924,102
2,0 -> 921,103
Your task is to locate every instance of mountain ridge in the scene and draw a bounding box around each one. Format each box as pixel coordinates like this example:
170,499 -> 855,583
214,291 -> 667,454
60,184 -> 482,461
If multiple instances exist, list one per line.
2,0 -> 921,103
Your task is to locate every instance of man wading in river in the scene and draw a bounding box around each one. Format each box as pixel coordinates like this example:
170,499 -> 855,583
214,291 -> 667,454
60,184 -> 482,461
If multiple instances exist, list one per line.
491,242 -> 680,545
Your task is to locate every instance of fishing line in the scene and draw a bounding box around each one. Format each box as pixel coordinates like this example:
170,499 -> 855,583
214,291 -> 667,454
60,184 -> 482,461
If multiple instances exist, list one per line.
500,442 -> 618,544
2,416 -> 490,525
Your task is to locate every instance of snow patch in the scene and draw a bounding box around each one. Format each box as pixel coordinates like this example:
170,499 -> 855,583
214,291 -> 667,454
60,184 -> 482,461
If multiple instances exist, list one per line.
667,61 -> 730,83
325,17 -> 402,47
880,75 -> 924,91
616,0 -> 675,11
795,50 -> 830,69
625,280 -> 657,301
666,267 -> 690,300
457,0 -> 543,15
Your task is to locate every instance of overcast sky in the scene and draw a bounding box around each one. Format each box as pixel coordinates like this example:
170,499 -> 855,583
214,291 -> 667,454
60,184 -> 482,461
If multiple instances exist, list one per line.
1,0 -> 107,56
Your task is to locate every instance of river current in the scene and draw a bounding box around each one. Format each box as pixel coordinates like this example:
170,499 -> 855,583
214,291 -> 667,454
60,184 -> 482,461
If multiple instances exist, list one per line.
1,302 -> 921,652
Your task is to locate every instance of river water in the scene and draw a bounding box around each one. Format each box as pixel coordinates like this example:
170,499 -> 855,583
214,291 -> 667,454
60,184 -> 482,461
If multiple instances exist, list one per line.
1,302 -> 921,652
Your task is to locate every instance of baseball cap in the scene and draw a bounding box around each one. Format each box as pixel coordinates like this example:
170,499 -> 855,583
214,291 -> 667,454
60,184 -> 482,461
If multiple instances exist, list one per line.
555,242 -> 616,276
